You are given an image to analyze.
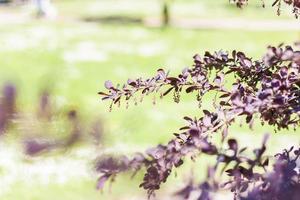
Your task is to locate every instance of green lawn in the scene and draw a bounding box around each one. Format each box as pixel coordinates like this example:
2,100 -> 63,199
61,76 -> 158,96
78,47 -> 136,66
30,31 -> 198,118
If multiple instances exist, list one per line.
0,0 -> 299,199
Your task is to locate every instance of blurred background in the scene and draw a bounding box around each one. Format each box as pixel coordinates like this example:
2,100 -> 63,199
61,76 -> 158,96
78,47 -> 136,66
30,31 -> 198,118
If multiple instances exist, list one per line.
0,0 -> 299,199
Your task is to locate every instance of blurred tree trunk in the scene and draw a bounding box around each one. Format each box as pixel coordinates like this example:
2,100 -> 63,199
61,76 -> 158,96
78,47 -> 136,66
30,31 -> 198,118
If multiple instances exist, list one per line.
162,0 -> 170,27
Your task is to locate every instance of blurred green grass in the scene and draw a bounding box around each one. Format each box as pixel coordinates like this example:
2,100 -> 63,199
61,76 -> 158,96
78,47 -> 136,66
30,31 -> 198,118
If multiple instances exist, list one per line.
0,0 -> 299,199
